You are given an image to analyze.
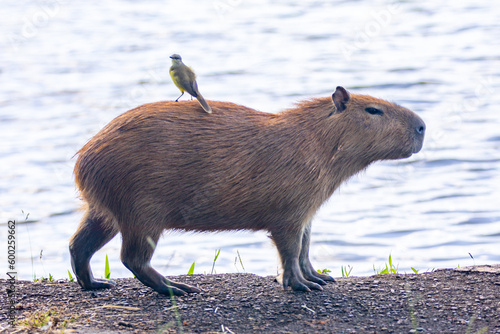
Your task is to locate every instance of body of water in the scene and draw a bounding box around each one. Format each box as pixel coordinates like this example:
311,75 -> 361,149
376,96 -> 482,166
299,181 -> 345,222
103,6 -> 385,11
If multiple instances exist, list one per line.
1,0 -> 499,281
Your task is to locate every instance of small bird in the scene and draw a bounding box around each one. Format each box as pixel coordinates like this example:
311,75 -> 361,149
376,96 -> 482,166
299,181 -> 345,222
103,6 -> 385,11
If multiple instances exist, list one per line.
169,54 -> 212,114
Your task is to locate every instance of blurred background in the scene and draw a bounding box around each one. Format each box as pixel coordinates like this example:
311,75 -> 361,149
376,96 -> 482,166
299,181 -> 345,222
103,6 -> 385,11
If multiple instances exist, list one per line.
1,0 -> 499,281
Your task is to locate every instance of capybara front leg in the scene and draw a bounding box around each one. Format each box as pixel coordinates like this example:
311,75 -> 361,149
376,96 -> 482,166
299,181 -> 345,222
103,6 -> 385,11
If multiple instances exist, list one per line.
271,228 -> 323,292
69,210 -> 118,290
120,232 -> 200,296
298,221 -> 335,285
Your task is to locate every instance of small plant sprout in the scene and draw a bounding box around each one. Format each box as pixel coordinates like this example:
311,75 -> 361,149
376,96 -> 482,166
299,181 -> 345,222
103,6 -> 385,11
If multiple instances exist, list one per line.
211,249 -> 221,274
187,262 -> 195,275
104,254 -> 111,279
234,250 -> 245,273
374,254 -> 399,275
67,270 -> 75,282
317,268 -> 332,275
341,265 -> 353,278
19,307 -> 58,330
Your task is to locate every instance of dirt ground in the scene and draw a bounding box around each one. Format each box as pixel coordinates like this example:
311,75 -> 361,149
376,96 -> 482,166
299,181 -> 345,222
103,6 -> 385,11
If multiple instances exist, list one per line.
1,265 -> 499,333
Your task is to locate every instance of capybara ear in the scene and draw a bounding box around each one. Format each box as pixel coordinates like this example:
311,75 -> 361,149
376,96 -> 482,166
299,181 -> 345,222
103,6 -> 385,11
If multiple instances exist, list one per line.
331,86 -> 350,113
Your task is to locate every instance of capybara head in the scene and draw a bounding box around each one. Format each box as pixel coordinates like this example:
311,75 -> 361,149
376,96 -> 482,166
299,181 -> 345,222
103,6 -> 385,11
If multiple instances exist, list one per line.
329,86 -> 425,162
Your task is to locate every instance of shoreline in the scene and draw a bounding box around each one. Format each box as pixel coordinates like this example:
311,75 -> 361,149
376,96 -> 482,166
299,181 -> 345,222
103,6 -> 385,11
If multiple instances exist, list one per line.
1,265 -> 499,333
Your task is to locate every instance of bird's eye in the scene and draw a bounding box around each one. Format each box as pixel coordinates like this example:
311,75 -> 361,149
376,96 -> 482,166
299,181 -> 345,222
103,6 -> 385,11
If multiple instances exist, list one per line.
365,107 -> 384,115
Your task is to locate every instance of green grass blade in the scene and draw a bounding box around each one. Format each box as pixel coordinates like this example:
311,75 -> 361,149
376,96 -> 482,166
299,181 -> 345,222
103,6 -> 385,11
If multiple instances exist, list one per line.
104,254 -> 111,279
237,250 -> 245,272
67,270 -> 74,282
211,249 -> 221,274
187,262 -> 195,275
341,266 -> 352,278
388,254 -> 394,273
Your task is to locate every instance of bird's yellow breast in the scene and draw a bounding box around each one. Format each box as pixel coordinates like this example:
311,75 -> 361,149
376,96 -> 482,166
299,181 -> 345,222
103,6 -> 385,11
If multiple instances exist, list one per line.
169,69 -> 185,92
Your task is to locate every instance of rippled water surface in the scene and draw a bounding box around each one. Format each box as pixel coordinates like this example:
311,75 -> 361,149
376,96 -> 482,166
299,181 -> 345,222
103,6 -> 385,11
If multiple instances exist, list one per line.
1,0 -> 499,280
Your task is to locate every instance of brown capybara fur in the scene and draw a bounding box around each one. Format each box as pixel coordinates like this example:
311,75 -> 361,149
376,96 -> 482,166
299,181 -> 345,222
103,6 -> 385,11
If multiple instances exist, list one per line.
69,86 -> 425,295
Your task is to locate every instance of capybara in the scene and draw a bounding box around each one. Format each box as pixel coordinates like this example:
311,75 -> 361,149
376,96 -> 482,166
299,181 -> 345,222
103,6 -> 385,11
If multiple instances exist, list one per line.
69,86 -> 425,295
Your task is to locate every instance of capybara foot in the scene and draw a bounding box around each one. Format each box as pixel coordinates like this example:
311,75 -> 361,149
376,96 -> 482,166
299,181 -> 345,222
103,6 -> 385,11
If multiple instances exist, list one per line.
313,271 -> 335,282
79,278 -> 116,290
277,273 -> 323,292
169,280 -> 201,294
153,281 -> 200,296
303,270 -> 335,285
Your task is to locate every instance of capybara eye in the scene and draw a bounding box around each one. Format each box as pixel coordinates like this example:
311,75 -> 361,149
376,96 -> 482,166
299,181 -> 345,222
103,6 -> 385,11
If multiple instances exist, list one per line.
365,107 -> 384,115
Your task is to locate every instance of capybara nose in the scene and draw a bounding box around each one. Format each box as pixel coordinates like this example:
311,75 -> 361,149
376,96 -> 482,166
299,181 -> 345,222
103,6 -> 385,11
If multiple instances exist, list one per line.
412,118 -> 426,154
416,121 -> 426,136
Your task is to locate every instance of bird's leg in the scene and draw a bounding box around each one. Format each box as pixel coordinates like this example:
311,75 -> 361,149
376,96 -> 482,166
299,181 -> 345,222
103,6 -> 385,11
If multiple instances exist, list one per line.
175,92 -> 184,102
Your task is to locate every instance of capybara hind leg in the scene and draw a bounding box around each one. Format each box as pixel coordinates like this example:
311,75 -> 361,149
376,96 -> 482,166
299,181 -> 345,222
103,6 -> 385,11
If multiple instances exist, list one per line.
298,221 -> 335,285
69,211 -> 118,290
120,232 -> 200,295
271,228 -> 323,292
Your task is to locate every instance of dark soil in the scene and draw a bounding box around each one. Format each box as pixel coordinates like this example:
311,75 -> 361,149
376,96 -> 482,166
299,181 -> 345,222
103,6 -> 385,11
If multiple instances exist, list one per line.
1,265 -> 499,333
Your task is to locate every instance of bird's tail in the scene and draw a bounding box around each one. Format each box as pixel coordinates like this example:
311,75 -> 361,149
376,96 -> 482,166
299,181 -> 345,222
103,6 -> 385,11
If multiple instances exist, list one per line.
196,94 -> 212,114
